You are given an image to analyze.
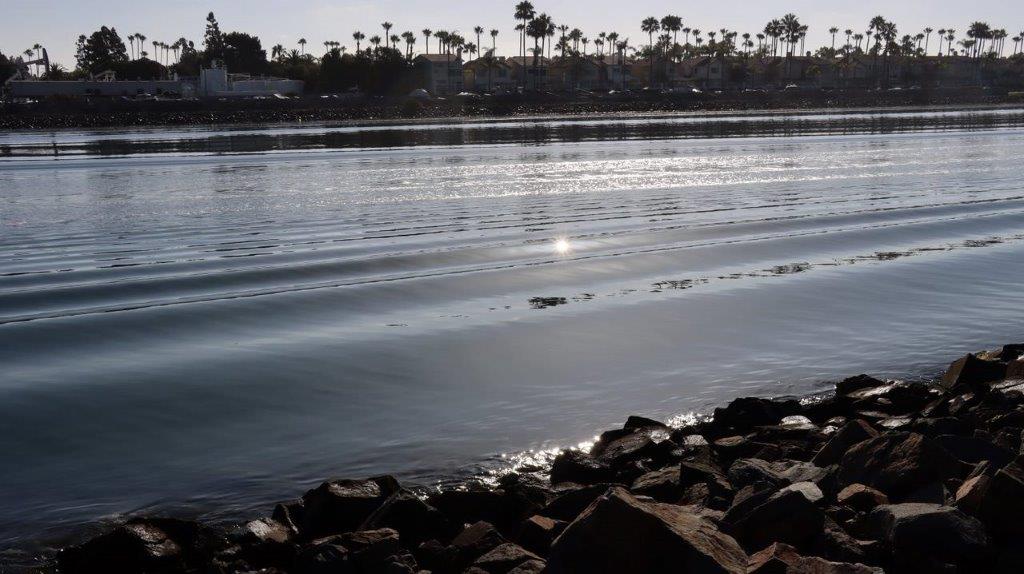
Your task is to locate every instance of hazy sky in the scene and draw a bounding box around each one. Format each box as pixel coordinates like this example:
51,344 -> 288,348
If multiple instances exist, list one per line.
3,1 -> 1021,67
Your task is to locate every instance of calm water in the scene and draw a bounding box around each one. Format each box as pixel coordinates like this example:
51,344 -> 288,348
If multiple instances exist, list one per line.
3,107 -> 1024,557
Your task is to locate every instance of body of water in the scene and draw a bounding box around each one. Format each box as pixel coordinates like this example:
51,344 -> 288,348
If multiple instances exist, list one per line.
3,107 -> 1024,557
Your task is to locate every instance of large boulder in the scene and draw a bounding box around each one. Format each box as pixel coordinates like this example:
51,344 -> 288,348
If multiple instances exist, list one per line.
868,504 -> 989,569
707,397 -> 802,436
547,486 -> 747,573
549,450 -> 615,485
471,542 -> 542,574
837,484 -> 889,512
942,353 -> 1007,393
836,375 -> 888,396
748,542 -> 883,574
300,476 -> 400,538
836,433 -> 962,499
980,457 -> 1024,541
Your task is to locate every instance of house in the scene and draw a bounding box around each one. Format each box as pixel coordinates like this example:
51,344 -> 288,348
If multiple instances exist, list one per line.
679,57 -> 725,89
463,56 -> 514,93
604,56 -> 635,90
548,56 -> 604,91
414,54 -> 464,95
506,56 -> 550,90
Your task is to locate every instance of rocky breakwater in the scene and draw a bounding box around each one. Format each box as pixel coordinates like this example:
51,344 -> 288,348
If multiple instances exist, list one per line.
57,344 -> 1024,573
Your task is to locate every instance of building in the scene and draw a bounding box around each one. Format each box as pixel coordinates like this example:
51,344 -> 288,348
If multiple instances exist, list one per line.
506,56 -> 550,90
463,57 -> 514,93
548,56 -> 604,92
414,54 -> 464,95
198,67 -> 303,97
7,78 -> 192,98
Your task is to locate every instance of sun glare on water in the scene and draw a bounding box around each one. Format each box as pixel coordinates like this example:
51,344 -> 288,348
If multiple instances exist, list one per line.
553,238 -> 572,255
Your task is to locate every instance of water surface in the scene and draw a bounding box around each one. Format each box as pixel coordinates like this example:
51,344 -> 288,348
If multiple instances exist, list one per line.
3,107 -> 1024,557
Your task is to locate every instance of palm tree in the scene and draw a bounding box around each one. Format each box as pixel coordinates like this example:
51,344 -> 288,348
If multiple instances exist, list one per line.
298,38 -> 307,55
390,34 -> 401,52
490,29 -> 499,55
382,22 -> 393,48
641,16 -> 659,87
924,27 -> 934,55
474,26 -> 484,55
370,35 -> 382,51
661,15 -> 683,56
353,31 -> 365,53
515,1 -> 536,63
136,34 -> 147,59
422,29 -> 432,54
829,27 -> 839,50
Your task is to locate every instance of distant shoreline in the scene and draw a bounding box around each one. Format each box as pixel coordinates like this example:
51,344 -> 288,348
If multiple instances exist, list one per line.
3,87 -> 1021,131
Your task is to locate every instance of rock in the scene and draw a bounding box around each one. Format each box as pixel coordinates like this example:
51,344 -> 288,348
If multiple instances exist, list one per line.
680,459 -> 734,496
294,537 -> 350,574
942,353 -> 1006,393
712,436 -> 760,462
781,481 -> 824,504
592,428 -> 675,467
748,542 -> 882,573
868,504 -> 988,569
836,375 -> 888,396
631,466 -> 682,502
234,518 -> 295,566
731,487 -> 825,551
727,458 -> 786,489
540,483 -> 621,522
517,514 -> 566,555
708,397 -> 802,436
427,487 -> 525,535
507,558 -> 546,573
547,486 -> 747,573
337,528 -> 402,572
360,489 -> 452,547
836,433 -> 962,499
451,521 -> 506,563
471,542 -> 541,574
301,476 -> 400,538
954,474 -> 991,516
935,434 -> 1015,467
623,415 -> 668,430
812,420 -> 879,467
837,484 -> 889,512
549,450 -> 614,485
272,500 -> 304,535
980,457 -> 1024,541
58,518 -> 224,574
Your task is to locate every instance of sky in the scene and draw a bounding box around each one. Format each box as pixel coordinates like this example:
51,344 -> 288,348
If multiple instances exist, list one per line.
3,1 -> 1022,68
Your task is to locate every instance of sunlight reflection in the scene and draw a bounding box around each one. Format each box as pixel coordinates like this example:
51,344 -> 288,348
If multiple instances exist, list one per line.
553,237 -> 572,255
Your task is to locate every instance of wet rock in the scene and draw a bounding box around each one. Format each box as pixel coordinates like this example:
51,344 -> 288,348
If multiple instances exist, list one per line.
942,353 -> 1006,393
547,486 -> 747,573
271,500 -> 304,535
812,420 -> 879,467
836,432 -> 962,499
935,434 -> 1014,466
954,474 -> 991,516
836,375 -> 888,396
623,415 -> 668,430
234,518 -> 295,566
471,542 -> 541,573
747,542 -> 882,574
295,537 -> 350,574
427,487 -> 524,535
680,459 -> 734,496
58,517 -> 224,574
730,486 -> 825,551
517,514 -> 565,555
592,427 -> 675,468
360,489 -> 452,547
868,503 -> 989,569
549,450 -> 614,485
727,458 -> 786,489
507,558 -> 546,573
337,528 -> 402,572
708,397 -> 802,436
837,484 -> 889,512
301,476 -> 400,538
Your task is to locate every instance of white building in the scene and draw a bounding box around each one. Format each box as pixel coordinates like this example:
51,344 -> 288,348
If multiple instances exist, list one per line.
198,68 -> 303,98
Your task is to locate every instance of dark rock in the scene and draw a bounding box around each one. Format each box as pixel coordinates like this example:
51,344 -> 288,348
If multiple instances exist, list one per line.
549,450 -> 614,485
747,542 -> 882,573
272,500 -> 304,535
517,514 -> 565,555
630,466 -> 682,502
547,486 -> 747,573
592,427 -> 676,468
450,521 -> 506,564
837,484 -> 889,512
812,420 -> 879,467
427,487 -> 531,536
954,474 -> 991,516
360,489 -> 452,547
507,558 -> 546,573
712,436 -> 760,462
295,537 -> 351,574
301,476 -> 400,538
623,415 -> 668,430
836,432 -> 962,499
731,487 -> 826,551
539,483 -> 621,522
836,375 -> 888,396
680,459 -> 733,496
471,542 -> 541,574
935,434 -> 1014,467
708,397 -> 802,436
58,517 -> 225,574
727,458 -> 786,489
868,504 -> 989,569
337,528 -> 402,572
942,353 -> 1006,393
902,480 -> 950,505
979,456 -> 1024,541
234,518 -> 295,566
998,344 -> 1024,362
